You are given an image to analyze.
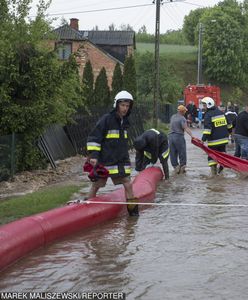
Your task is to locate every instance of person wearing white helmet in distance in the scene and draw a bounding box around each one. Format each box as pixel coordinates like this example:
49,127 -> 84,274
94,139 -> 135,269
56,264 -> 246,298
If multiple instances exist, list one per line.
201,97 -> 232,176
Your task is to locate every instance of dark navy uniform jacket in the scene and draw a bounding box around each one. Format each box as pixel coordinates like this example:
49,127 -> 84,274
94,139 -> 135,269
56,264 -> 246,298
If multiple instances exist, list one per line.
86,110 -> 131,178
133,129 -> 169,178
202,107 -> 232,146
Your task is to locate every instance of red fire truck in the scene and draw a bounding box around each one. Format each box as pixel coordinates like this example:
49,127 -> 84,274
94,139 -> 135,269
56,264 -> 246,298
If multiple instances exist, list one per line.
183,84 -> 221,109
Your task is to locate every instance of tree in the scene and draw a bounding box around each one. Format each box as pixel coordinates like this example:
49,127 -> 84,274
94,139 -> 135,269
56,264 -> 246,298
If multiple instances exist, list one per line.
160,29 -> 188,45
60,17 -> 68,26
138,25 -> 147,34
82,60 -> 94,108
94,67 -> 110,107
111,63 -> 123,99
92,25 -> 99,30
136,52 -> 154,100
183,7 -> 208,45
0,0 -> 82,170
123,55 -> 137,100
108,23 -> 117,31
119,24 -> 134,31
202,4 -> 246,85
136,32 -> 154,43
135,52 -> 182,104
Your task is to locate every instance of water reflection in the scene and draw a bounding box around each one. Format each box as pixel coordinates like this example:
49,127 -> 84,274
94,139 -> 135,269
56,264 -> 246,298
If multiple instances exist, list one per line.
1,131 -> 248,299
0,216 -> 139,293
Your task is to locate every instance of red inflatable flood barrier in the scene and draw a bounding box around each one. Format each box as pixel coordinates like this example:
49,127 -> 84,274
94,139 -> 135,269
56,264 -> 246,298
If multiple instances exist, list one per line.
0,167 -> 163,271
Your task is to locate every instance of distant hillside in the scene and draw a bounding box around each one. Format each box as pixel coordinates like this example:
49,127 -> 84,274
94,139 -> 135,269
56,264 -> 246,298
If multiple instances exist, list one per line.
135,43 -> 239,104
136,43 -> 198,88
136,43 -> 197,58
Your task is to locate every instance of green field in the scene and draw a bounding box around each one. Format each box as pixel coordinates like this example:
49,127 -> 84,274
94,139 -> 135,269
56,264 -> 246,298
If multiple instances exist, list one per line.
136,43 -> 197,60
136,42 -> 198,86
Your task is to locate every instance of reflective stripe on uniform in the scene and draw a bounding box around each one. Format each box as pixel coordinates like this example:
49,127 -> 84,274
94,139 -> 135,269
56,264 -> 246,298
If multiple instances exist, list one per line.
87,142 -> 101,151
124,165 -> 131,174
203,129 -> 211,135
106,165 -> 131,175
211,115 -> 225,121
124,130 -> 128,139
162,148 -> 170,159
106,165 -> 119,174
208,160 -> 217,166
106,130 -> 120,139
211,115 -> 227,127
144,151 -> 152,159
207,138 -> 229,146
150,128 -> 160,135
227,124 -> 233,129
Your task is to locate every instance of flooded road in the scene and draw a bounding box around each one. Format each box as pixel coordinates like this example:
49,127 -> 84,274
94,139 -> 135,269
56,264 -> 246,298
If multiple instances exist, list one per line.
1,129 -> 248,299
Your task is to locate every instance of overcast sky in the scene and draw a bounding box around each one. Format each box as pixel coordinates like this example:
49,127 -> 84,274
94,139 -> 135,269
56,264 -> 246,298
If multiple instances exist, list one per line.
30,0 -> 236,33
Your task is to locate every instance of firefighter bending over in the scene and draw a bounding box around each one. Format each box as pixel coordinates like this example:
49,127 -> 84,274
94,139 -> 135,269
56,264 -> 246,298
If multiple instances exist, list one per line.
133,129 -> 170,179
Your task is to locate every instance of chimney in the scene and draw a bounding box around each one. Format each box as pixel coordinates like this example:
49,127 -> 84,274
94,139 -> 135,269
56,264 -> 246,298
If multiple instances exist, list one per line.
70,18 -> 79,31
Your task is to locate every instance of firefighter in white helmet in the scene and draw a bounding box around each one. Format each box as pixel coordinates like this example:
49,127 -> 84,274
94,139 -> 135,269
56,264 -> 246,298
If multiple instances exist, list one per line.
85,90 -> 139,216
201,97 -> 232,176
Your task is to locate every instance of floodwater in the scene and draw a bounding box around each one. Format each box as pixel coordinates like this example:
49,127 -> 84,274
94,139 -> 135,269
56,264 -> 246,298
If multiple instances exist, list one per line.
1,129 -> 248,300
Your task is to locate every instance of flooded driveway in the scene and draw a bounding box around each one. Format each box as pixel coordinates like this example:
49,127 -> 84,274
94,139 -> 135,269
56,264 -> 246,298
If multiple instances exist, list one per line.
1,129 -> 248,299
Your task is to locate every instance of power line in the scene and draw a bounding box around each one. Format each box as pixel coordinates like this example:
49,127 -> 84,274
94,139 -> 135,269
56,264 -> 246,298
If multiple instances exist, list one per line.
131,5 -> 154,31
161,5 -> 182,29
36,3 -> 155,17
183,2 -> 205,8
172,2 -> 189,22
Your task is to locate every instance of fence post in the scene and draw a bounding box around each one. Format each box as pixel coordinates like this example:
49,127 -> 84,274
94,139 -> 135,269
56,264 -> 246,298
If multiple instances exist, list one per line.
10,132 -> 15,179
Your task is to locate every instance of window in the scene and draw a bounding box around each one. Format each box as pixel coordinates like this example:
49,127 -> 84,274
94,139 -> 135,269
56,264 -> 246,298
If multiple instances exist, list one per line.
56,43 -> 72,60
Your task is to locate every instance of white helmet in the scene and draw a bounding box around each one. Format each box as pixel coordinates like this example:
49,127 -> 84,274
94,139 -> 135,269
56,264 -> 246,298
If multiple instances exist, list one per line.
201,97 -> 215,109
113,90 -> 133,108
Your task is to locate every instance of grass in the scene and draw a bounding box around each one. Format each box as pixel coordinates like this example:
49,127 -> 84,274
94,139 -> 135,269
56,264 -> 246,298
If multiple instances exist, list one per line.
136,42 -> 198,85
136,43 -> 197,60
0,185 -> 82,225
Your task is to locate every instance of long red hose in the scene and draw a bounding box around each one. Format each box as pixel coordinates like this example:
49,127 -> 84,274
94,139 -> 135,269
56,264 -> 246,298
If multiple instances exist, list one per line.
0,167 -> 163,271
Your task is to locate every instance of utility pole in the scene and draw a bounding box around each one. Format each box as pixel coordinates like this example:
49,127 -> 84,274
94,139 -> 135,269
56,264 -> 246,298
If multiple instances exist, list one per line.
153,0 -> 162,128
197,22 -> 203,85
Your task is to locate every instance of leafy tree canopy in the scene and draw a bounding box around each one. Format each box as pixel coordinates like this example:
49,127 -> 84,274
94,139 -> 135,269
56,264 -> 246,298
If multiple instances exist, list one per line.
183,7 -> 208,45
82,60 -> 94,108
94,67 -> 110,107
201,2 -> 246,85
135,52 -> 182,104
0,0 -> 82,169
123,55 -> 137,100
111,63 -> 123,100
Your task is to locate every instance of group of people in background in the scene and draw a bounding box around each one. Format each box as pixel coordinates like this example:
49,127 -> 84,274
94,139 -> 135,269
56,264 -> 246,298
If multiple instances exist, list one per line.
69,90 -> 248,217
220,100 -> 248,161
186,101 -> 205,129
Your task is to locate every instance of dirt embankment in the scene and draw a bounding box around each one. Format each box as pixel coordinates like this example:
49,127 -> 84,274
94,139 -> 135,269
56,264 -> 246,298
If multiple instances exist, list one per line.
0,155 -> 87,200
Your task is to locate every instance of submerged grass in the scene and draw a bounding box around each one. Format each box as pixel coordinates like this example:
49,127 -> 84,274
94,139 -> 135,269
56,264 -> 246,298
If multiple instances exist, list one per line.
0,185 -> 82,225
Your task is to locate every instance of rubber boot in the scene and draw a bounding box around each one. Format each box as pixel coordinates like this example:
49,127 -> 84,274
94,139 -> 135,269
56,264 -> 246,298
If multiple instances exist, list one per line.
179,165 -> 186,174
210,165 -> 217,177
218,166 -> 224,175
127,198 -> 139,216
174,165 -> 180,175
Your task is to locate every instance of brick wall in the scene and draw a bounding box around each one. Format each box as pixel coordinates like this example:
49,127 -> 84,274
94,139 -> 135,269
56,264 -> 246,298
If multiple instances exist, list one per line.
47,39 -> 125,88
75,41 -> 123,88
